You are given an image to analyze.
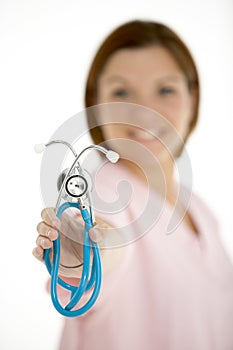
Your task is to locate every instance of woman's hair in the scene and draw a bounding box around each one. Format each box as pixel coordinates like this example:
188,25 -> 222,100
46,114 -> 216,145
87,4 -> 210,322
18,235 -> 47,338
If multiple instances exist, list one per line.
85,20 -> 200,145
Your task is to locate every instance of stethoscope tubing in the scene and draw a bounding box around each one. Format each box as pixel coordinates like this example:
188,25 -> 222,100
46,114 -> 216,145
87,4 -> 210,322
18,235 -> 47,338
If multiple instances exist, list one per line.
44,201 -> 102,317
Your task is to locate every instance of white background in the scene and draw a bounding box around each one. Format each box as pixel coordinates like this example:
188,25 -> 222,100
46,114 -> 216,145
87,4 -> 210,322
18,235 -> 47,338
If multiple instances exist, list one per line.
0,0 -> 232,349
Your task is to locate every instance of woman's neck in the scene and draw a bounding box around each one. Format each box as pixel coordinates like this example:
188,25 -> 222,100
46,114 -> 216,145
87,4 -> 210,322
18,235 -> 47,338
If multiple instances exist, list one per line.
119,156 -> 178,208
120,157 -> 199,236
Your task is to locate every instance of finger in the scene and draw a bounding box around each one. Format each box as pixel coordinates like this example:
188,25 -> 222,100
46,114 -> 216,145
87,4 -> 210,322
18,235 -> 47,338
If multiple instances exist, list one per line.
36,221 -> 58,241
89,226 -> 104,243
41,208 -> 61,229
32,246 -> 44,262
89,218 -> 113,243
36,235 -> 54,249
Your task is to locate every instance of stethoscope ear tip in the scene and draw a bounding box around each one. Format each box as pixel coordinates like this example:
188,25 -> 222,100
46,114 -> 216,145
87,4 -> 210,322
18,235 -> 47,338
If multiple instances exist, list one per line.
34,143 -> 46,153
106,150 -> 120,163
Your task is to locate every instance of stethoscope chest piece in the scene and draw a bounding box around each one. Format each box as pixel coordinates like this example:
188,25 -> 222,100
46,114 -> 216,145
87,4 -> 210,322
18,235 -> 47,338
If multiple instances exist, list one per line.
65,174 -> 88,198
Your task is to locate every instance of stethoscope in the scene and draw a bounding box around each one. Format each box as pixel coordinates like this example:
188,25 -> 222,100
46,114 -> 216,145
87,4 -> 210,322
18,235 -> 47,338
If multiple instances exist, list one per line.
35,140 -> 119,317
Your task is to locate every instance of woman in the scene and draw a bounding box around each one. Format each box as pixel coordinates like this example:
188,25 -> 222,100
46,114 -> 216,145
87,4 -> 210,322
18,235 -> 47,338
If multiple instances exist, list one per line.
33,20 -> 233,350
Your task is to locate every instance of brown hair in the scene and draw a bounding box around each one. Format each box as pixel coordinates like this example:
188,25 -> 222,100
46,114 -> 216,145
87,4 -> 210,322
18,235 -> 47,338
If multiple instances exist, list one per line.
85,20 -> 199,145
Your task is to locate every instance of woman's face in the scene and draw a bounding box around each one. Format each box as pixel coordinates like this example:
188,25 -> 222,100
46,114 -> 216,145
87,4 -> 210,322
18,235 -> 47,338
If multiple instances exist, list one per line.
96,46 -> 196,161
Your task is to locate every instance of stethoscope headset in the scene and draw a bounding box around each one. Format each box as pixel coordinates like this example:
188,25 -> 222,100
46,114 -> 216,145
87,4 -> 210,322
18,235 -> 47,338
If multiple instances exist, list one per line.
35,140 -> 119,317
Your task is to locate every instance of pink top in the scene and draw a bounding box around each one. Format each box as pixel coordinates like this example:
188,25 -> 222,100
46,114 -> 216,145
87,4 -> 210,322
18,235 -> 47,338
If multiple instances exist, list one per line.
57,163 -> 233,350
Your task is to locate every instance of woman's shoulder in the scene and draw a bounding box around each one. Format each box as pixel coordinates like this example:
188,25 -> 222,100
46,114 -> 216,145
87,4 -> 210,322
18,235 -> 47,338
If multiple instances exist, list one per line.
188,188 -> 221,234
190,189 -> 218,218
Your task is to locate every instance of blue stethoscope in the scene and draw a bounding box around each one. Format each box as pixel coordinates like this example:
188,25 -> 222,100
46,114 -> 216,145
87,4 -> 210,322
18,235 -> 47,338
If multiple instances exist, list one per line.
35,140 -> 119,317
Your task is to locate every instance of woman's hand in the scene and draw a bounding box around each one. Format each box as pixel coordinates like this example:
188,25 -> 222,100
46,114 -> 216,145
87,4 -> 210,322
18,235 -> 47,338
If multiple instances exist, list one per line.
32,207 -> 105,277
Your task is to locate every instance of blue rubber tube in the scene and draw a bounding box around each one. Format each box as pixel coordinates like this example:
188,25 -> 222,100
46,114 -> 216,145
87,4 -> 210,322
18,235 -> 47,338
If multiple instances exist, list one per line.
44,202 -> 102,317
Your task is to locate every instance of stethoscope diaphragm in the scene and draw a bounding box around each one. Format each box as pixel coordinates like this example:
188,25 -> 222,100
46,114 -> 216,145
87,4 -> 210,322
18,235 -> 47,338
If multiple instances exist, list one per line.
65,174 -> 88,198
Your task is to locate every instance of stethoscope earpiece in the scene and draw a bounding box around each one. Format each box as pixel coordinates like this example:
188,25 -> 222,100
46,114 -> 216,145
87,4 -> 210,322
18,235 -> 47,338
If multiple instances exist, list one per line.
106,150 -> 120,163
34,143 -> 46,153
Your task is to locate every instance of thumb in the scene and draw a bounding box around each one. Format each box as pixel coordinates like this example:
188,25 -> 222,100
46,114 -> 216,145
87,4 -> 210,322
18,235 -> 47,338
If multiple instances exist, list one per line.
89,225 -> 104,243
